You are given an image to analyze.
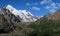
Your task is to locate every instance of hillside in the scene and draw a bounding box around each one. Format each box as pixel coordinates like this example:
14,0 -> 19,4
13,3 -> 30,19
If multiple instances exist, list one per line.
0,10 -> 60,36
28,10 -> 60,36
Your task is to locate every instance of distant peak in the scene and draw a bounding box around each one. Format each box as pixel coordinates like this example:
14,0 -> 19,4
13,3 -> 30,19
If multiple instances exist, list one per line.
6,5 -> 12,8
6,5 -> 14,10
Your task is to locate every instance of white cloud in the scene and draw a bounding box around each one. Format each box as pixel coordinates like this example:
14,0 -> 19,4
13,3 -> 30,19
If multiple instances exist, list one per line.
40,0 -> 60,13
26,3 -> 38,6
45,6 -> 51,9
50,3 -> 57,9
48,3 -> 58,13
40,0 -> 44,4
50,3 -> 56,6
45,4 -> 57,13
42,0 -> 60,13
41,0 -> 58,9
58,3 -> 60,7
32,7 -> 40,10
40,0 -> 52,4
49,9 -> 57,13
26,3 -> 31,6
40,1 -> 45,4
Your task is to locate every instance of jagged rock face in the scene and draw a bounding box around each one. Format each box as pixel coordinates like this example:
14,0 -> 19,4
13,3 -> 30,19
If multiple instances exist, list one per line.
0,15 -> 3,29
1,7 -> 22,23
0,15 -> 13,33
0,8 -> 21,33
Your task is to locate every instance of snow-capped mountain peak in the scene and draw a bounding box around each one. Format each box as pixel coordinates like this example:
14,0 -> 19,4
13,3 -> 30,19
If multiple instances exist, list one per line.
19,10 -> 34,16
5,5 -> 39,22
6,5 -> 19,15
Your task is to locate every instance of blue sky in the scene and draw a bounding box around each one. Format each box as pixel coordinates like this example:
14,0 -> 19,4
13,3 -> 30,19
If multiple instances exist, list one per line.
0,0 -> 60,16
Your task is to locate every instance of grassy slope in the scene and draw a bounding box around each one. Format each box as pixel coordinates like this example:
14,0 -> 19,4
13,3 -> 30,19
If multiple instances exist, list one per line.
0,11 -> 60,36
28,14 -> 60,36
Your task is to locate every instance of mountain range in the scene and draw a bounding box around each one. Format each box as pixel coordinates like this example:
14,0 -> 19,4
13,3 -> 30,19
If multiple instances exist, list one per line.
4,5 -> 40,22
0,5 -> 41,34
0,5 -> 60,36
